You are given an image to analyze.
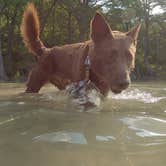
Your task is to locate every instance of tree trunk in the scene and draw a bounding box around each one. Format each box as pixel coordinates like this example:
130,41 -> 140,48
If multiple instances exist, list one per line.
79,25 -> 87,41
67,11 -> 72,43
0,39 -> 7,81
5,3 -> 19,77
144,0 -> 153,76
76,1 -> 91,41
40,0 -> 58,34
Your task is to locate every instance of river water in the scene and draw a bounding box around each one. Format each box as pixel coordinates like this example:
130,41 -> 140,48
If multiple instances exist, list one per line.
0,82 -> 166,166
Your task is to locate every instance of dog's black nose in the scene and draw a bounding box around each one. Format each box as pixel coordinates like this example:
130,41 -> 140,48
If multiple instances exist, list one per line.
117,80 -> 130,89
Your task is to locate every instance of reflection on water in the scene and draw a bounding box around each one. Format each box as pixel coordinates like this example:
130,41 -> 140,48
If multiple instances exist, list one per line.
0,82 -> 166,166
33,131 -> 117,144
33,131 -> 87,144
96,135 -> 116,142
0,116 -> 20,125
121,116 -> 166,137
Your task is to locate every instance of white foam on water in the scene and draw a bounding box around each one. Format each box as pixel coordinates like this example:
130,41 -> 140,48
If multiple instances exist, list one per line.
109,89 -> 166,103
17,101 -> 25,105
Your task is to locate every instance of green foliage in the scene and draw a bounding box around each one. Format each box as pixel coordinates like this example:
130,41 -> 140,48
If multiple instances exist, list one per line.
0,0 -> 166,80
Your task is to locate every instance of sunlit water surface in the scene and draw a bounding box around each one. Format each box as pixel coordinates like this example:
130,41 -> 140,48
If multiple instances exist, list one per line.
0,82 -> 166,166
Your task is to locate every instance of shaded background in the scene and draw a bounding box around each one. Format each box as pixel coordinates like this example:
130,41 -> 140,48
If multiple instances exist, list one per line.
0,0 -> 166,82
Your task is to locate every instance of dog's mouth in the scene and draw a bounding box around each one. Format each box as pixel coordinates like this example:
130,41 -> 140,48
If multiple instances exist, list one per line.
98,81 -> 125,95
110,79 -> 130,94
111,88 -> 123,94
111,85 -> 129,94
93,77 -> 129,95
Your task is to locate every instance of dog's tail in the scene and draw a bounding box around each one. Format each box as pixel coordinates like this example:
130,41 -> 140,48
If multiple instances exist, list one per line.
20,3 -> 45,56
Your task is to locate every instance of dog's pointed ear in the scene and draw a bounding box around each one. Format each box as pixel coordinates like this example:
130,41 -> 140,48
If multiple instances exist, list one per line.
126,24 -> 141,44
90,12 -> 113,42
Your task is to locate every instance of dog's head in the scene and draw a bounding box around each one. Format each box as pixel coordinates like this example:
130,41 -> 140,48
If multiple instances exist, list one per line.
90,13 -> 141,95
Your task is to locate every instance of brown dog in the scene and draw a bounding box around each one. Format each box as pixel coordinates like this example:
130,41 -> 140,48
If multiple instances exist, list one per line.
20,3 -> 141,96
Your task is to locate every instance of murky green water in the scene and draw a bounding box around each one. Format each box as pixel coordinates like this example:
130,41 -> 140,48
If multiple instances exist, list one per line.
0,82 -> 166,166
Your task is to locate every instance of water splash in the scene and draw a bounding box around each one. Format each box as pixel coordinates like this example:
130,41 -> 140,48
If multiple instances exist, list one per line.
40,91 -> 70,102
73,89 -> 101,107
109,89 -> 166,103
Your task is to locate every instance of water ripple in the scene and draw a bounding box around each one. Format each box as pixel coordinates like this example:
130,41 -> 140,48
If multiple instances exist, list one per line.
96,135 -> 116,142
121,116 -> 166,138
33,131 -> 87,145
